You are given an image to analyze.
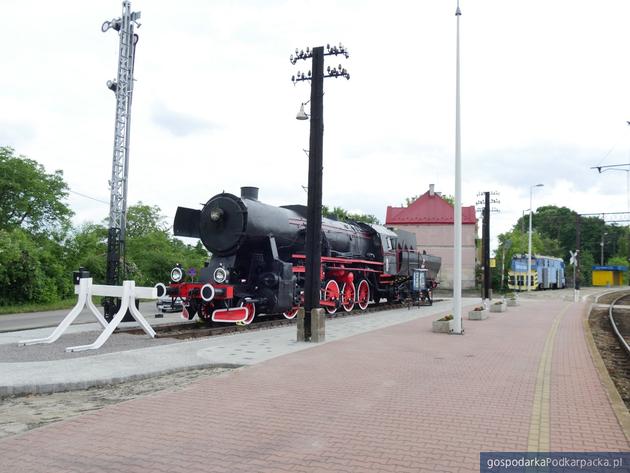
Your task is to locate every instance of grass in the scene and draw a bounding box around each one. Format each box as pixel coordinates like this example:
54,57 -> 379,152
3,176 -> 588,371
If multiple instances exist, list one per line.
0,298 -> 80,316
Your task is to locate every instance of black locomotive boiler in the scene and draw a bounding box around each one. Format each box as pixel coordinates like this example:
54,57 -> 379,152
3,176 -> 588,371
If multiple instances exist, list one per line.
157,187 -> 441,324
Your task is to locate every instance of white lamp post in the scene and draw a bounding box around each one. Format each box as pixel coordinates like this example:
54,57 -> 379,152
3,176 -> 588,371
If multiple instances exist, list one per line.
527,184 -> 544,291
452,0 -> 463,334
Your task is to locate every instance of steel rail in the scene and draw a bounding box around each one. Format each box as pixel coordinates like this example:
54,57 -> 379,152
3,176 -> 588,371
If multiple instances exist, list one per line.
121,299 -> 442,339
609,294 -> 630,357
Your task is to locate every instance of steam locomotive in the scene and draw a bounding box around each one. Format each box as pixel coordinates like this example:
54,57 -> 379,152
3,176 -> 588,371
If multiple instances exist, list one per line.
157,187 -> 441,324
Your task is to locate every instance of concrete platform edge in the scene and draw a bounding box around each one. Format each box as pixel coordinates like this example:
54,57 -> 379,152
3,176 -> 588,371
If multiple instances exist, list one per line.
0,363 -> 242,398
583,301 -> 630,444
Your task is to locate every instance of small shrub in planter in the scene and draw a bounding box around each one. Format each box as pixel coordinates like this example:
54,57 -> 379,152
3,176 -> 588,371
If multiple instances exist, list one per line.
490,300 -> 507,312
433,314 -> 454,333
468,305 -> 488,320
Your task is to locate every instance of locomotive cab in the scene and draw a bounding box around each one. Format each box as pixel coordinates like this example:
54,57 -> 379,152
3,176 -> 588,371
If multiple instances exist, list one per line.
368,224 -> 399,275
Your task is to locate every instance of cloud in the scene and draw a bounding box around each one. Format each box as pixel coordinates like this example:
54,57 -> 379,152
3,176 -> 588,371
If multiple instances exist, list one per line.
4,0 -> 630,257
151,102 -> 218,137
0,121 -> 36,148
465,145 -> 607,190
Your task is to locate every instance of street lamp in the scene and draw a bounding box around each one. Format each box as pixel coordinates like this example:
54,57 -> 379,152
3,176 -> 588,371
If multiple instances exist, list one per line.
600,232 -> 608,265
452,0 -> 464,334
591,164 -> 630,214
527,184 -> 544,292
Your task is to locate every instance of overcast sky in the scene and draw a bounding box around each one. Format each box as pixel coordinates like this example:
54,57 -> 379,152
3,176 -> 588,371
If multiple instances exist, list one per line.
2,0 -> 630,254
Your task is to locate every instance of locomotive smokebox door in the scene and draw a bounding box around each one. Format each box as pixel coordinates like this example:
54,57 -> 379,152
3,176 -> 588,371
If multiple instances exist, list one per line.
412,269 -> 428,292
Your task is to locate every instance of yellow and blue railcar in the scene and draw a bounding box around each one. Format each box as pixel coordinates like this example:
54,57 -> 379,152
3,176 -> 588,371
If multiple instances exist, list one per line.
507,254 -> 566,291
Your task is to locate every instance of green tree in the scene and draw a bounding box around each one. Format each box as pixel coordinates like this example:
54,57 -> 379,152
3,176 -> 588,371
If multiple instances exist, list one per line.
606,255 -> 629,284
125,203 -> 167,238
441,194 -> 455,206
0,147 -> 73,234
65,223 -> 108,283
494,229 -> 563,290
511,204 -> 630,286
0,148 -> 213,306
123,202 -> 209,285
0,229 -> 71,305
405,193 -> 454,206
321,205 -> 379,224
613,226 -> 630,259
578,251 -> 595,287
405,195 -> 420,206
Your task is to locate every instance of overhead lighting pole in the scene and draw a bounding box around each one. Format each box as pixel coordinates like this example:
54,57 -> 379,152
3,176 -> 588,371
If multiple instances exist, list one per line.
591,163 -> 630,214
527,184 -> 544,292
452,0 -> 463,334
291,44 -> 349,342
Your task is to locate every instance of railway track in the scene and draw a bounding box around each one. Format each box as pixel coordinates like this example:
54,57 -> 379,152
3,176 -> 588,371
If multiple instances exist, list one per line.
589,290 -> 630,410
120,299 -> 441,340
607,293 -> 630,357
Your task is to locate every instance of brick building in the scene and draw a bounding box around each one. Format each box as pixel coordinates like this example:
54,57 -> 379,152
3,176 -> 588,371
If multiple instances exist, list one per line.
385,184 -> 477,289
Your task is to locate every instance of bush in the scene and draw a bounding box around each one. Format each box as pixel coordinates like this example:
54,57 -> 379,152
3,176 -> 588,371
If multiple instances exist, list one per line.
0,229 -> 68,305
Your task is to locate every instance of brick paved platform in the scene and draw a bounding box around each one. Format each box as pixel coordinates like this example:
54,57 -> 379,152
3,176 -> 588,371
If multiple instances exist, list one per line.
1,298 -> 628,473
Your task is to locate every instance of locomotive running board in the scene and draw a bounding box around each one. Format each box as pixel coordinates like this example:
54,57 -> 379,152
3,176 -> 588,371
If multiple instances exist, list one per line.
212,307 -> 248,323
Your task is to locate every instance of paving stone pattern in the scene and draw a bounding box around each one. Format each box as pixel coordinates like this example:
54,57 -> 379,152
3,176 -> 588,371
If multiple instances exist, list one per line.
551,303 -> 628,451
0,299 -> 627,473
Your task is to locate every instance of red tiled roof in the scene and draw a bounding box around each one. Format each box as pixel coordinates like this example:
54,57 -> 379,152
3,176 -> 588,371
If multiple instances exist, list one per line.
385,191 -> 477,225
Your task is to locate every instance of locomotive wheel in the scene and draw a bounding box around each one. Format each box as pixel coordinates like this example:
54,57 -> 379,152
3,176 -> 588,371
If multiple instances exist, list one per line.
182,300 -> 199,320
283,307 -> 299,319
198,302 -> 214,321
323,280 -> 340,315
357,280 -> 370,311
341,282 -> 355,312
237,301 -> 256,325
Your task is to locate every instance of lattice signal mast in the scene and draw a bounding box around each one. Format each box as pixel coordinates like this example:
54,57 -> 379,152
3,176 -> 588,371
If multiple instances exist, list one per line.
101,1 -> 141,303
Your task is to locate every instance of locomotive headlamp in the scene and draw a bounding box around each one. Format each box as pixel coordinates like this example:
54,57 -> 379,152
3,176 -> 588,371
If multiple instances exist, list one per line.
210,207 -> 224,222
213,267 -> 229,284
170,266 -> 183,283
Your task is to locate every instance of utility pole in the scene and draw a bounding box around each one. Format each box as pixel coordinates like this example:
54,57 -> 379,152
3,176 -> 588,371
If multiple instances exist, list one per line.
482,192 -> 490,299
291,44 -> 349,341
102,1 -> 141,320
476,191 -> 500,300
575,214 -> 581,299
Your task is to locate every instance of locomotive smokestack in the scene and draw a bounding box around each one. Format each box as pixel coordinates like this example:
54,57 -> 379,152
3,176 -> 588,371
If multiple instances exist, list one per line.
241,186 -> 259,200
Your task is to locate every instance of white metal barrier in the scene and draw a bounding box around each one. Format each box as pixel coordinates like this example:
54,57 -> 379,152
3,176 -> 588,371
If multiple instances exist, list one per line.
18,278 -> 157,352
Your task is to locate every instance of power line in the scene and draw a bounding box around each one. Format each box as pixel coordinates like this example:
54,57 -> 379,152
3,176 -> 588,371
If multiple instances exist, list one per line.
68,189 -> 109,205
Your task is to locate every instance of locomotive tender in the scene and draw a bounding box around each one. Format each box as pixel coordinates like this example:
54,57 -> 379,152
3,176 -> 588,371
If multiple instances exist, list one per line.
157,187 -> 440,324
